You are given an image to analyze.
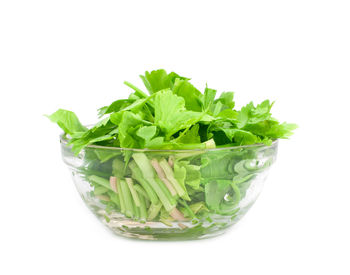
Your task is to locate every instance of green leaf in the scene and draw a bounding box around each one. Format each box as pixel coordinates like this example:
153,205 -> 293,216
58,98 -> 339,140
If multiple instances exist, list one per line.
123,81 -> 148,98
168,72 -> 189,83
172,79 -> 203,111
204,180 -> 240,215
46,109 -> 87,135
264,122 -> 298,139
217,109 -> 238,120
237,100 -> 272,128
136,125 -> 165,148
211,92 -> 235,115
69,118 -> 117,153
174,160 -> 201,190
154,89 -> 204,139
204,180 -> 231,212
203,86 -> 217,112
200,151 -> 237,180
140,69 -> 189,95
235,100 -> 297,140
136,126 -> 157,141
220,128 -> 260,145
189,202 -> 209,215
175,124 -> 201,144
99,99 -> 134,116
118,112 -> 145,148
140,69 -> 172,94
144,137 -> 164,148
94,149 -> 121,163
216,92 -> 235,109
110,112 -> 123,125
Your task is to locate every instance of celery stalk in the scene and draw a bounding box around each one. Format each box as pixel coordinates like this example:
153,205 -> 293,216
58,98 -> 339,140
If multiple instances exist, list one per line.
129,161 -> 159,204
88,175 -> 114,191
159,158 -> 190,200
154,178 -> 176,206
138,193 -> 147,221
133,153 -> 175,211
125,178 -> 141,207
147,203 -> 162,220
116,178 -> 125,214
151,159 -> 177,196
132,153 -> 155,178
109,191 -> 121,208
134,184 -> 150,201
120,179 -> 134,218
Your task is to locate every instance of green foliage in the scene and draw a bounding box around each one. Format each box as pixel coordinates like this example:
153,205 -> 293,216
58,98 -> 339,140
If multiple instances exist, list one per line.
47,69 -> 296,153
46,109 -> 87,135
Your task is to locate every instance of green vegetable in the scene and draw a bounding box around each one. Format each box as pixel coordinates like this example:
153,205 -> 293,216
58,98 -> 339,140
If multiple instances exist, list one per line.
120,179 -> 135,218
48,69 -> 296,152
129,161 -> 159,204
158,158 -> 189,200
147,202 -> 162,220
133,153 -> 176,212
153,89 -> 204,139
46,109 -> 87,135
48,69 -> 296,232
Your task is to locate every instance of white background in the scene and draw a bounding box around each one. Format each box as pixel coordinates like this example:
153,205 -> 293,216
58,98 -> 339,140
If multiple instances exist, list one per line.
1,1 -> 349,274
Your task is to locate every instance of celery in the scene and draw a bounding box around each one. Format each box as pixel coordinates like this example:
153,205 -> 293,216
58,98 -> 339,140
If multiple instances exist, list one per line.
138,193 -> 148,221
125,178 -> 141,207
129,161 -> 159,204
147,203 -> 162,220
122,179 -> 135,218
115,178 -> 125,214
133,153 -> 175,212
158,158 -> 189,200
88,175 -> 114,191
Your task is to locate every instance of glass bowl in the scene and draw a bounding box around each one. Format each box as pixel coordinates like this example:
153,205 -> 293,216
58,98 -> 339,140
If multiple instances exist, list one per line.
60,136 -> 278,240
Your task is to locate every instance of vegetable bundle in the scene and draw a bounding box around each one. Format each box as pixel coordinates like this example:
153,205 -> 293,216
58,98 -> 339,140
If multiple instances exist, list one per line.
48,69 -> 296,232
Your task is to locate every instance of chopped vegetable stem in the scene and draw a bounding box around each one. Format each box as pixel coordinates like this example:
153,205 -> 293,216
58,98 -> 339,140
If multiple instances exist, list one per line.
133,184 -> 150,201
138,193 -> 148,221
88,175 -> 113,191
120,179 -> 134,217
159,158 -> 187,198
116,178 -> 125,214
129,161 -> 159,204
109,176 -> 117,193
133,153 -> 175,211
170,207 -> 187,221
151,159 -> 177,196
125,178 -> 141,207
147,203 -> 162,221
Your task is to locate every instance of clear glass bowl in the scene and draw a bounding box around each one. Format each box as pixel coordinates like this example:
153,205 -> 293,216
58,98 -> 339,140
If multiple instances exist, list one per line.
61,136 -> 278,240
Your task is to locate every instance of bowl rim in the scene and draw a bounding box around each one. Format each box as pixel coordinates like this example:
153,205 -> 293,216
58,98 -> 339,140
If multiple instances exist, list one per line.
60,133 -> 278,153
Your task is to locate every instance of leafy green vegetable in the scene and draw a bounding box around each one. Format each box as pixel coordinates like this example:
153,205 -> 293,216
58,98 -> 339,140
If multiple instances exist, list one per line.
154,89 -> 204,139
172,78 -> 203,111
174,125 -> 201,144
49,69 -> 296,237
46,109 -> 87,135
174,160 -> 201,189
48,69 -> 296,152
213,92 -> 235,111
203,86 -> 217,112
140,69 -> 184,94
